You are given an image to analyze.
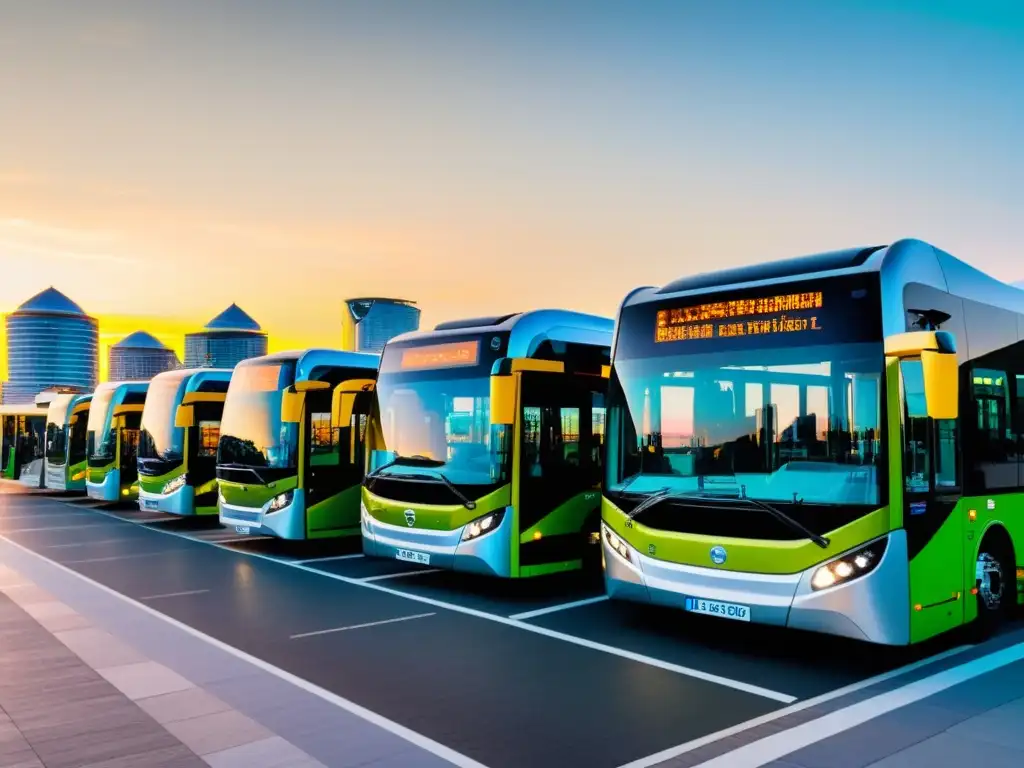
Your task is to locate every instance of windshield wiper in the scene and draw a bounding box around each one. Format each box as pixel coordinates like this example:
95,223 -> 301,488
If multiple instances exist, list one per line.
415,468 -> 477,510
365,455 -> 444,492
735,495 -> 829,549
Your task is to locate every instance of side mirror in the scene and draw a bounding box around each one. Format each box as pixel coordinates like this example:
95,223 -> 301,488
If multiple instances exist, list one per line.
174,405 -> 195,428
921,350 -> 958,419
281,390 -> 303,424
490,375 -> 516,425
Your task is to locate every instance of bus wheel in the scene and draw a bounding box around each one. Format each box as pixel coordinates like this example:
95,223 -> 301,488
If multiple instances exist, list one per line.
971,536 -> 1015,641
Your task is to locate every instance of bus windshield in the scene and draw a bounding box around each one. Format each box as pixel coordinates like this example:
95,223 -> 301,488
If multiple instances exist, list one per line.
86,387 -> 117,465
45,396 -> 73,466
218,360 -> 298,471
139,372 -> 189,461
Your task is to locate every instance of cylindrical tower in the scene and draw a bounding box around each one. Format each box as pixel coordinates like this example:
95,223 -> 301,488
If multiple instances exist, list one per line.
184,303 -> 268,369
108,331 -> 180,382
2,287 -> 98,404
341,298 -> 420,353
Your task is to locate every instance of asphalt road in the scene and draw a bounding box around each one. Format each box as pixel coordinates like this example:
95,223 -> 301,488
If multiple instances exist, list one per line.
0,488 -> 985,768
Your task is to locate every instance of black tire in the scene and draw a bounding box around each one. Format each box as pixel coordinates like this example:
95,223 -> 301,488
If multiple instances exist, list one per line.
969,535 -> 1015,642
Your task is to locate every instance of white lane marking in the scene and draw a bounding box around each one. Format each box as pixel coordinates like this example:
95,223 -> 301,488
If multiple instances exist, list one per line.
291,612 -> 436,639
64,550 -> 184,564
77,501 -> 797,703
615,643 -> 973,768
0,523 -> 113,533
201,536 -> 256,545
689,641 -> 1024,768
0,535 -> 488,768
47,537 -> 139,549
510,596 -> 609,620
295,553 -> 365,564
360,569 -> 441,582
139,589 -> 211,601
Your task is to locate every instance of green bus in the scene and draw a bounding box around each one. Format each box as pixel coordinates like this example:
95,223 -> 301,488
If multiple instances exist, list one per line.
1,404 -> 47,482
216,349 -> 379,539
86,381 -> 149,502
137,368 -> 232,515
44,393 -> 92,492
602,239 -> 1023,645
361,310 -> 612,578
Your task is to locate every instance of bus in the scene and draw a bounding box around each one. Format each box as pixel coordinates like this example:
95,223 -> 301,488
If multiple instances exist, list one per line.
44,393 -> 92,492
217,349 -> 380,539
1,404 -> 47,482
86,381 -> 150,502
361,310 -> 613,578
137,368 -> 232,515
602,238 -> 1024,646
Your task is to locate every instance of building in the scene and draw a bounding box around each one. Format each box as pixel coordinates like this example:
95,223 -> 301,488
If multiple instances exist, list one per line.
2,287 -> 98,405
108,331 -> 180,382
341,298 -> 420,353
184,304 -> 267,369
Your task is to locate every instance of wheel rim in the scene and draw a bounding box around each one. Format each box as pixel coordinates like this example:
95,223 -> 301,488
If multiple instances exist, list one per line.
977,551 -> 1004,612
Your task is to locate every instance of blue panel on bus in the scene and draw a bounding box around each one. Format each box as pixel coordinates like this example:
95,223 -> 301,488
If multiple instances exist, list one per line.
909,501 -> 927,516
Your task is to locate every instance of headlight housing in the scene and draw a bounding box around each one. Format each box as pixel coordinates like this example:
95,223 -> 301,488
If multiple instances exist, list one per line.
603,524 -> 632,563
811,537 -> 888,591
267,490 -> 294,512
461,509 -> 505,542
162,474 -> 187,495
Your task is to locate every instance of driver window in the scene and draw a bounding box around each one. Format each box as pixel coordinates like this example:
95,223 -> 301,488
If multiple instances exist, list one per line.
901,359 -> 931,493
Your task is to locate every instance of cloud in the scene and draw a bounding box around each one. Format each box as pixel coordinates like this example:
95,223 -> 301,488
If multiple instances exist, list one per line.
0,218 -> 139,266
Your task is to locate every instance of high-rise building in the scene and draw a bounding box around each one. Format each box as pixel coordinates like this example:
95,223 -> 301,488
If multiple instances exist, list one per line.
341,298 -> 420,353
108,331 -> 180,382
2,287 -> 98,405
184,303 -> 267,369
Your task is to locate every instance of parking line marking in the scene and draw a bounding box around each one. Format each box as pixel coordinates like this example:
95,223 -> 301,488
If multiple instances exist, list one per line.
140,589 -> 211,601
0,534 -> 488,768
688,641 -> 1024,768
510,596 -> 609,620
47,537 -> 138,549
64,550 -> 184,564
78,502 -> 798,703
614,643 -> 973,768
291,612 -> 436,639
296,553 -> 365,564
360,569 -> 441,582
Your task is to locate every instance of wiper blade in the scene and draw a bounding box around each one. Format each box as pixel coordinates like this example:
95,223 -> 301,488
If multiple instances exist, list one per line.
416,468 -> 477,510
736,495 -> 830,549
625,486 -> 674,520
365,455 -> 447,492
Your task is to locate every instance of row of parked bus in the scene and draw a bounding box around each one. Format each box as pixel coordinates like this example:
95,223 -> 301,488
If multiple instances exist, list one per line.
28,239 -> 1024,646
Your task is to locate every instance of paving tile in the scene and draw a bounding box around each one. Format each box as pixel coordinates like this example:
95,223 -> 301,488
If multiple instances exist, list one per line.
18,699 -> 154,745
295,721 -> 412,768
99,661 -> 195,701
3,585 -> 56,606
202,735 -> 312,768
10,694 -> 140,733
360,750 -> 456,768
55,626 -> 148,669
35,610 -> 92,632
137,688 -> 233,726
945,697 -> 1024,750
79,744 -> 207,768
21,600 -> 78,621
163,709 -> 272,756
32,724 -> 184,768
866,732 -> 1024,768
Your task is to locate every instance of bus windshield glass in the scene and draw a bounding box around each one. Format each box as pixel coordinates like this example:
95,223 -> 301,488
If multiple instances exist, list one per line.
371,335 -> 511,487
608,275 -> 885,507
86,387 -> 117,465
139,372 -> 189,461
218,360 -> 298,470
45,396 -> 73,466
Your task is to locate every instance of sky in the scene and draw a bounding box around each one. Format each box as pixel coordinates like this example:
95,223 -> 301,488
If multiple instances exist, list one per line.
2,0 -> 1023,382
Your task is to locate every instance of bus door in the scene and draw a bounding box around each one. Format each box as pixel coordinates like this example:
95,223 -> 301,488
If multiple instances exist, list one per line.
118,412 -> 142,489
517,371 -> 603,570
190,402 -> 223,507
899,358 -> 963,638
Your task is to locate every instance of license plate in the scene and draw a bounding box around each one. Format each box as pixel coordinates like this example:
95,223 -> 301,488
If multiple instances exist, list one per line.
395,549 -> 430,565
234,525 -> 251,535
141,499 -> 159,511
685,597 -> 750,622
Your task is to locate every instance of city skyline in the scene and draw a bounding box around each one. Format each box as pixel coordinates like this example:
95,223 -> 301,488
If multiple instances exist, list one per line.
2,1 -> 1023,382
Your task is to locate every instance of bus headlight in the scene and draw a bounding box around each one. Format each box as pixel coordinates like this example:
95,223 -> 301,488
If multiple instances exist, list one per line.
811,537 -> 888,591
603,524 -> 632,563
461,510 -> 505,542
162,474 -> 187,495
267,490 -> 294,512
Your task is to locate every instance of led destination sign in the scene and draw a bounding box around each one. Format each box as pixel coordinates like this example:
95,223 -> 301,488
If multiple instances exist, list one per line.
399,340 -> 480,370
655,291 -> 824,343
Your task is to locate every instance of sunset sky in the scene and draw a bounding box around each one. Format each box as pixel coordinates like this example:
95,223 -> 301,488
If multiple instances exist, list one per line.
2,0 -> 1023,382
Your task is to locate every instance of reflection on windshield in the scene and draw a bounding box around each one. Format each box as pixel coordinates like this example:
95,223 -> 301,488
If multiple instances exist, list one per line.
218,361 -> 298,469
139,373 -> 188,461
607,342 -> 884,505
87,387 -> 117,461
45,396 -> 72,466
372,373 -> 509,486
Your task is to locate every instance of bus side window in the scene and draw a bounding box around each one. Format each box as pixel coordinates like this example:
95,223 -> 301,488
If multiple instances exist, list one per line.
901,360 -> 931,494
197,421 -> 220,457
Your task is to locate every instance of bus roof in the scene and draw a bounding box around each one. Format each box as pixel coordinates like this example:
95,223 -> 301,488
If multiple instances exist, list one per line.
623,239 -> 1024,317
388,308 -> 614,359
295,349 -> 379,383
0,404 -> 48,418
92,380 -> 150,395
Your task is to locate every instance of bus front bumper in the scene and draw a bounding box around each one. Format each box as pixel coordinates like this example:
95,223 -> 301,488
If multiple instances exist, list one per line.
138,484 -> 194,515
361,504 -> 513,578
603,527 -> 910,646
86,469 -> 119,502
218,489 -> 306,540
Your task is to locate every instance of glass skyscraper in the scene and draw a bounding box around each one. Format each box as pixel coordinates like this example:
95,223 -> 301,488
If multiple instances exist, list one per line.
184,304 -> 268,369
2,287 -> 98,405
341,298 -> 420,353
108,331 -> 180,382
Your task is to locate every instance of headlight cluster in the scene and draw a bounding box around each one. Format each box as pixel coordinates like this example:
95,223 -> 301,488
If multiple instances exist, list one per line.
162,474 -> 187,495
461,510 -> 504,542
603,524 -> 632,563
267,490 -> 294,512
811,537 -> 888,591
